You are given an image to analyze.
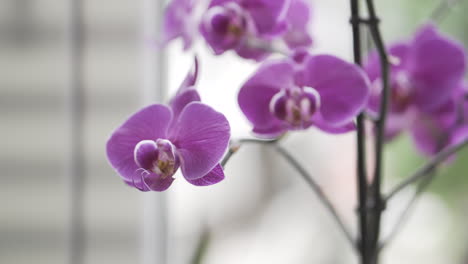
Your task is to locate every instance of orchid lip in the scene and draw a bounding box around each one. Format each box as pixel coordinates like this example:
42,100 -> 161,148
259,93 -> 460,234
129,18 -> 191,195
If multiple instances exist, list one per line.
392,72 -> 413,112
269,86 -> 321,129
303,87 -> 321,109
134,139 -> 180,180
204,3 -> 246,38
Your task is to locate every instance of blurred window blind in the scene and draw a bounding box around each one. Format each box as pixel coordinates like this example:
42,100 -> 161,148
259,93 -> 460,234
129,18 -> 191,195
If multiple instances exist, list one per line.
0,0 -> 152,263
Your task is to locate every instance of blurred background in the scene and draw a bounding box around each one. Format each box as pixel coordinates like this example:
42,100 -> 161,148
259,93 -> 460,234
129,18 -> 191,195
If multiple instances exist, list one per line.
1,0 -> 468,263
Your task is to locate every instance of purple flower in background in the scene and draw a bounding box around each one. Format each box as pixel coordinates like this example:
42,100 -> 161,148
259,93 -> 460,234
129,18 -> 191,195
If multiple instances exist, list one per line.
162,0 -> 313,59
200,1 -> 259,57
200,0 -> 290,60
106,59 -> 230,191
409,99 -> 458,156
364,24 -> 466,141
451,85 -> 468,145
410,82 -> 468,156
282,0 -> 313,50
238,53 -> 370,137
199,0 -> 313,60
162,0 -> 200,49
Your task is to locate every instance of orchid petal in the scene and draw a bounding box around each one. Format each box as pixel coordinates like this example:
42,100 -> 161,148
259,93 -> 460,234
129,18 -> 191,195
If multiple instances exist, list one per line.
283,0 -> 313,49
238,61 -> 294,135
303,55 -> 370,125
106,104 -> 172,182
178,56 -> 199,91
408,25 -> 466,111
312,114 -> 356,134
170,88 -> 201,122
134,140 -> 159,171
186,164 -> 225,186
171,102 -> 230,180
242,0 -> 291,34
235,41 -> 270,61
162,0 -> 196,49
410,112 -> 453,156
143,172 -> 175,191
450,125 -> 468,146
364,43 -> 410,82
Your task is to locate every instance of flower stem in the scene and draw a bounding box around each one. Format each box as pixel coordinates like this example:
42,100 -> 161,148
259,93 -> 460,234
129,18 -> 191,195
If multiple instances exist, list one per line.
221,138 -> 279,168
379,170 -> 437,250
191,229 -> 211,264
385,139 -> 468,201
222,138 -> 355,249
429,0 -> 462,23
274,145 -> 356,249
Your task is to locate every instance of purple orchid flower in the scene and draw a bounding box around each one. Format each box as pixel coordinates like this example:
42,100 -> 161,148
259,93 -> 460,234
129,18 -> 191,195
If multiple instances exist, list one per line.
364,24 -> 466,141
163,0 -> 313,60
282,0 -> 313,50
238,52 -> 370,137
106,59 -> 231,191
199,0 -> 313,60
410,82 -> 468,156
200,0 -> 290,60
450,95 -> 468,146
409,100 -> 458,156
200,1 -> 260,57
162,0 -> 201,50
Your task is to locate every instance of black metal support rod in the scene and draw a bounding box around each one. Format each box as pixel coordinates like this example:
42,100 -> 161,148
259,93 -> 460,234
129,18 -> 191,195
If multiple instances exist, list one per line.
363,0 -> 390,262
350,1 -> 370,263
